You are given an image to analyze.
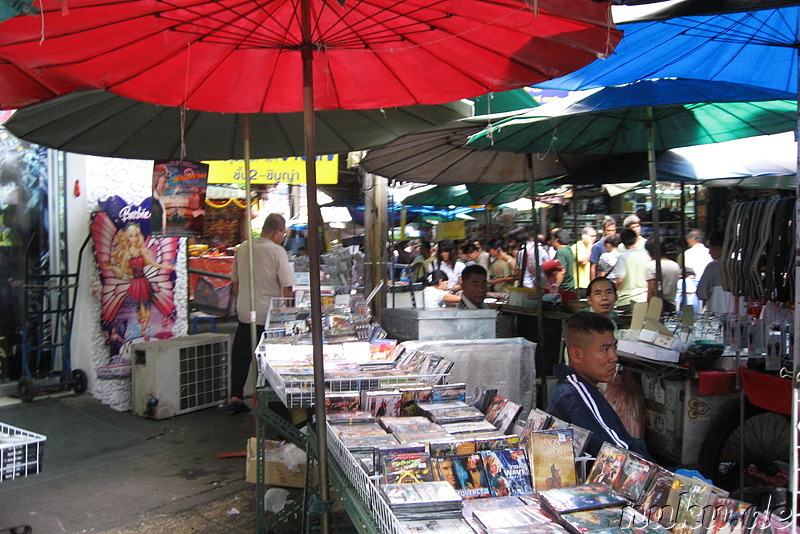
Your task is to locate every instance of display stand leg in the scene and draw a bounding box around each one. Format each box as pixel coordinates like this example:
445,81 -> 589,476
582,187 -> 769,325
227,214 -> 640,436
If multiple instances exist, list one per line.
735,350 -> 745,497
255,387 -> 309,533
303,436 -> 320,534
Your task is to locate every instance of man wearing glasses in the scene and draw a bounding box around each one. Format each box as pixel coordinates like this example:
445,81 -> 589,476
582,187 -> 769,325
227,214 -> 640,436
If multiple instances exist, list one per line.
230,213 -> 295,413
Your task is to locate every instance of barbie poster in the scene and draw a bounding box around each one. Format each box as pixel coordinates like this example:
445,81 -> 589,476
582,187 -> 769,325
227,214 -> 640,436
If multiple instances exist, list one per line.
91,196 -> 179,377
151,160 -> 208,237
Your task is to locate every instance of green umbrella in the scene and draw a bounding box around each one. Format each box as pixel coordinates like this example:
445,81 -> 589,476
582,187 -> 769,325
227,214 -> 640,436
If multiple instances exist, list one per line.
469,78 -> 798,294
4,88 -> 474,160
468,80 -> 796,155
402,181 -> 559,207
471,89 -> 538,116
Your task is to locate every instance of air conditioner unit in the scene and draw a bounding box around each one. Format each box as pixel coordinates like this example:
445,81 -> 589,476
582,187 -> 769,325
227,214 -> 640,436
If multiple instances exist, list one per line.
132,333 -> 231,420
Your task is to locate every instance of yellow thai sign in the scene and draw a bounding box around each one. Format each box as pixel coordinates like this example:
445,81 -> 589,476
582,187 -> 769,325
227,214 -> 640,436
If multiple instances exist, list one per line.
205,155 -> 339,184
435,220 -> 466,240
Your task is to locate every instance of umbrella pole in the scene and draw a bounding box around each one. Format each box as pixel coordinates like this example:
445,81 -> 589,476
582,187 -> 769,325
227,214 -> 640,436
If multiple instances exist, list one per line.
301,0 -> 330,531
526,154 -> 545,356
679,183 -> 687,309
242,116 -> 258,370
646,108 -> 663,300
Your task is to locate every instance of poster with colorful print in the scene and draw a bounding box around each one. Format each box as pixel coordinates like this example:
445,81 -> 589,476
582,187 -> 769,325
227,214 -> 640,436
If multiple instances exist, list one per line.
91,196 -> 179,377
151,160 -> 208,237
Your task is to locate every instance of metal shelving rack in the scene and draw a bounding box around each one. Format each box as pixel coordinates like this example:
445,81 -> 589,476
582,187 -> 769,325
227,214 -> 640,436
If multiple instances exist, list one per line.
254,387 -> 401,534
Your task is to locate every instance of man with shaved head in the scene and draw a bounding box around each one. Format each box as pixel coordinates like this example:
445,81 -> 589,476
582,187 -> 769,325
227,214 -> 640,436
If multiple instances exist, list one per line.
547,311 -> 651,459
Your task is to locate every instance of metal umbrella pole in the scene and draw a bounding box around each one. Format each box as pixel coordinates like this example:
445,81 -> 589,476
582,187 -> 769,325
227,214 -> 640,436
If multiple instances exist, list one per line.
300,0 -> 330,531
242,116 -> 259,361
526,154 -> 545,348
646,108 -> 664,298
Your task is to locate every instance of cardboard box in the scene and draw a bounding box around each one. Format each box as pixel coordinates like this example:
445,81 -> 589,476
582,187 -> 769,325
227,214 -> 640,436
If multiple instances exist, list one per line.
246,438 -> 306,487
618,338 -> 680,363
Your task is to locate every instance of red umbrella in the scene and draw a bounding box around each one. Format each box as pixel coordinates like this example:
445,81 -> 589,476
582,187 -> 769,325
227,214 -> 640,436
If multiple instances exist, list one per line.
0,2 -> 619,528
0,58 -> 81,109
0,0 -> 620,112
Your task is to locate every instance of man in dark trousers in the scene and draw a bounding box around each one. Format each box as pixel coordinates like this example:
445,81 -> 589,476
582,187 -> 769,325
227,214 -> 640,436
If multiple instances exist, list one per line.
230,213 -> 295,413
547,311 -> 652,459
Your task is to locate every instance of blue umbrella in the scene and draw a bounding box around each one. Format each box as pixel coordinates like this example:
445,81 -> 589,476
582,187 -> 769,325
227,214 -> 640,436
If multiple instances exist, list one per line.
536,7 -> 800,95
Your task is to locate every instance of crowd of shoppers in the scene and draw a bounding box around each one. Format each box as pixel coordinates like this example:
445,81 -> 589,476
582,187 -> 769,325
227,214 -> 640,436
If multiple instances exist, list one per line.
393,215 -> 720,313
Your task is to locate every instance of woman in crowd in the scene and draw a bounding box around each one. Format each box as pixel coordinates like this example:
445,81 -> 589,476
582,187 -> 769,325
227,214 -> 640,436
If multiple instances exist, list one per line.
432,239 -> 464,290
423,269 -> 461,309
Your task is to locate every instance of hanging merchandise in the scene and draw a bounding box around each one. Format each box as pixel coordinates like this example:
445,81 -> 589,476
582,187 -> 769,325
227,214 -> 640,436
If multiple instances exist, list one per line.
150,160 -> 209,237
720,198 -> 794,303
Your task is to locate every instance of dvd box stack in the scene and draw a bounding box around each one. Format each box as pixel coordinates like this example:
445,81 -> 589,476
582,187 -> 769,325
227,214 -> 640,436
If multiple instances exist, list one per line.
379,481 -> 463,521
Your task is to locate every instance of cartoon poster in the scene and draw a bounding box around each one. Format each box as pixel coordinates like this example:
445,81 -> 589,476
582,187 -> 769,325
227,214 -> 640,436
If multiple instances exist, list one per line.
91,196 -> 179,377
151,160 -> 208,237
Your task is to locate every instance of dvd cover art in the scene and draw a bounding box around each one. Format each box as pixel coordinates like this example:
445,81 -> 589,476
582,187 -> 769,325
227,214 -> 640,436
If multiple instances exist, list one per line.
369,339 -> 398,361
432,454 -> 492,499
426,405 -> 486,424
428,438 -> 477,457
433,383 -> 467,402
379,416 -> 439,433
442,420 -> 498,435
470,384 -> 497,413
559,507 -> 627,532
548,416 -> 592,458
528,430 -> 577,492
707,497 -> 758,534
475,434 -> 521,451
324,391 -> 360,413
560,506 -> 665,534
666,475 -> 714,534
381,451 -> 435,484
485,394 -> 509,426
635,467 -> 674,522
492,399 -> 524,434
481,448 -> 533,497
586,443 -> 628,487
538,484 -> 628,515
326,411 -> 375,425
615,453 -> 655,503
362,390 -> 402,418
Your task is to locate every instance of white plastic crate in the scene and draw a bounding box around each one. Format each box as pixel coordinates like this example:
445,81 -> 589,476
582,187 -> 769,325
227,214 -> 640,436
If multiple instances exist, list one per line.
0,422 -> 46,481
132,333 -> 231,420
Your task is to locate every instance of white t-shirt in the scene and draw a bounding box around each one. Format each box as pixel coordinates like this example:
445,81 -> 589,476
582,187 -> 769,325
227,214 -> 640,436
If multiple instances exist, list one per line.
232,237 -> 296,324
434,260 -> 465,290
423,286 -> 448,309
516,240 -> 550,288
684,243 -> 712,279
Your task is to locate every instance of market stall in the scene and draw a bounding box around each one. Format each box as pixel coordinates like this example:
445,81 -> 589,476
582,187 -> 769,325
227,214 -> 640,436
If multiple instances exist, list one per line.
250,311 -> 792,533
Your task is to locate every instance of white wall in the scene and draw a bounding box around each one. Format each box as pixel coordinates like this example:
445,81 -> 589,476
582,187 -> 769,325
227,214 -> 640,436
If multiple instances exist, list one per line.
67,154 -> 188,411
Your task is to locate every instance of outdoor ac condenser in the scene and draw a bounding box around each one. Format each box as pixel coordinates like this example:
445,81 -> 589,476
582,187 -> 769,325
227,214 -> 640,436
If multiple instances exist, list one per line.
131,333 -> 231,420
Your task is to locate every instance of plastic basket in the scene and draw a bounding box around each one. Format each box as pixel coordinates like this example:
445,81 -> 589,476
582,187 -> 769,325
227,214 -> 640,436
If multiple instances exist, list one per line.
0,423 -> 46,481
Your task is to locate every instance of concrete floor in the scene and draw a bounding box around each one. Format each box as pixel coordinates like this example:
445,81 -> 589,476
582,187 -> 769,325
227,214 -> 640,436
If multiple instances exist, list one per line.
0,391 -> 257,534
